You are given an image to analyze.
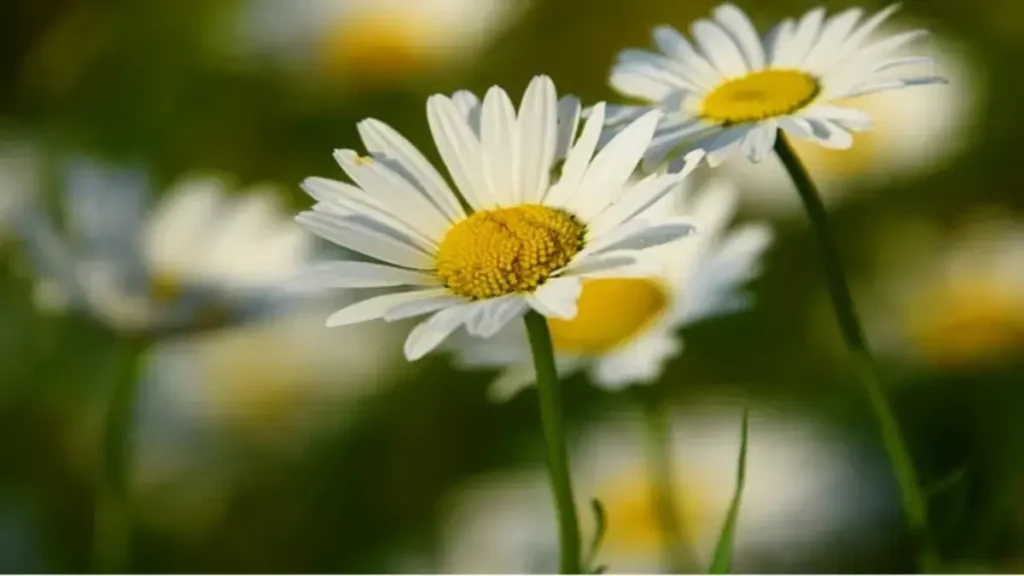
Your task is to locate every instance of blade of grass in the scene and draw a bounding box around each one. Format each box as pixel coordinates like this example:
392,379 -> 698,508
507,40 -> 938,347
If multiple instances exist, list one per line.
708,408 -> 750,574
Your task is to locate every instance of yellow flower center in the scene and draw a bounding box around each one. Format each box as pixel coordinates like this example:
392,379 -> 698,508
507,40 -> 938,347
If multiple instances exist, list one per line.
321,11 -> 434,80
702,70 -> 820,125
907,279 -> 1024,366
435,205 -> 585,300
596,472 -> 704,556
549,278 -> 669,354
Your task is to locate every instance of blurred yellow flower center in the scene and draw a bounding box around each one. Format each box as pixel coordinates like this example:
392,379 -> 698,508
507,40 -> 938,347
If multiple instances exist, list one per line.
150,273 -> 183,303
436,205 -> 585,300
907,279 -> 1024,366
597,472 -> 704,556
549,278 -> 668,354
321,11 -> 433,79
702,70 -> 819,124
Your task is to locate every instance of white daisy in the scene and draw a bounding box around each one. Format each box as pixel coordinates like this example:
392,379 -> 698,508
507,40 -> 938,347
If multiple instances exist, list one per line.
857,213 -> 1024,368
723,36 -> 981,214
449,178 -> 772,400
20,159 -> 313,336
437,403 -> 891,573
606,3 -> 947,168
233,0 -> 526,86
293,75 -> 705,362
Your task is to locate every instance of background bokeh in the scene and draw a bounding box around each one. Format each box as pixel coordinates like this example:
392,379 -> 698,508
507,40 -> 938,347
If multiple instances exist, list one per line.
1,0 -> 1023,572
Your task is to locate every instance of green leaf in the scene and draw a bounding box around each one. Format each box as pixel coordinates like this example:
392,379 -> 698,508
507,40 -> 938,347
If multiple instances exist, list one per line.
707,408 -> 750,574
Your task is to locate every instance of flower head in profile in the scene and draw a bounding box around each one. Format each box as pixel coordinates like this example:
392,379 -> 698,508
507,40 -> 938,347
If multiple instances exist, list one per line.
235,0 -> 525,87
607,3 -> 946,167
450,179 -> 772,400
20,160 -> 313,337
294,75 -> 705,361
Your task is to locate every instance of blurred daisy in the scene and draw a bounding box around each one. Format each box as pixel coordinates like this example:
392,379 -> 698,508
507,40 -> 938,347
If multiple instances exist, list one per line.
129,298 -> 406,536
438,403 -> 890,573
450,179 -> 771,399
723,37 -> 980,214
294,75 -> 704,361
606,3 -> 946,168
20,159 -> 313,337
0,141 -> 40,241
235,0 -> 526,87
862,213 -> 1024,368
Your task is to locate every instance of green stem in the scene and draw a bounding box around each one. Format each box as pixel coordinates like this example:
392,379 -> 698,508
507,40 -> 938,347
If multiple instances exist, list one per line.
632,389 -> 697,573
774,133 -> 938,571
524,311 -> 582,574
93,337 -> 149,574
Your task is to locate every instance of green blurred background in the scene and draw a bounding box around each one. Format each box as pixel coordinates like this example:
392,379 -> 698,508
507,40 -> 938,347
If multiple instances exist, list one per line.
1,0 -> 1023,572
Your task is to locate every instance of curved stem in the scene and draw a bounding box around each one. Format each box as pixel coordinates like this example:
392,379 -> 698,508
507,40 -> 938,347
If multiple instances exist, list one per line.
773,133 -> 938,571
524,311 -> 583,574
93,337 -> 149,574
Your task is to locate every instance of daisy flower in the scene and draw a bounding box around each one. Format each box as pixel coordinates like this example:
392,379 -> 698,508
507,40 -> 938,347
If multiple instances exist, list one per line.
294,75 -> 705,361
606,3 -> 947,168
20,159 -> 313,337
233,0 -> 526,87
858,213 -> 1024,368
723,36 -> 980,214
435,403 -> 891,573
449,178 -> 772,400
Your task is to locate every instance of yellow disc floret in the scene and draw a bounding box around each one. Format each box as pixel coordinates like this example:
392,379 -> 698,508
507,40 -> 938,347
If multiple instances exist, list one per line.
702,69 -> 820,125
435,204 -> 585,300
549,278 -> 669,354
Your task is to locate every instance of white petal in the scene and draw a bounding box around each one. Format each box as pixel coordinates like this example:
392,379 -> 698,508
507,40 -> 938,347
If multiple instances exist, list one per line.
691,19 -> 750,77
713,4 -> 766,70
451,90 -> 483,134
427,94 -> 496,211
740,121 -> 778,163
517,75 -> 559,204
480,85 -> 519,206
554,96 -> 582,162
583,221 -> 696,258
611,50 -> 702,98
488,365 -> 539,403
803,117 -> 854,149
305,181 -> 439,251
295,211 -> 434,270
568,110 -> 662,220
544,103 -> 605,208
651,25 -> 722,89
702,126 -> 751,166
404,305 -> 475,360
802,105 -> 872,132
384,293 -> 470,322
801,8 -> 863,72
335,150 -> 450,239
764,19 -> 796,68
772,7 -> 825,67
356,118 -> 466,222
839,4 -> 901,55
778,117 -> 815,140
858,30 -> 930,63
289,261 -> 440,290
467,296 -> 529,338
588,174 -> 688,237
526,277 -> 582,320
603,105 -> 649,126
326,288 -> 450,327
682,223 -> 773,325
642,120 -> 714,172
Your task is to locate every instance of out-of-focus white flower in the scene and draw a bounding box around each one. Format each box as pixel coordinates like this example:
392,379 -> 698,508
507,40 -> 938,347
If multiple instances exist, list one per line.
859,212 -> 1024,368
232,0 -> 527,87
438,403 -> 890,573
130,298 -> 407,536
450,179 -> 772,399
723,36 -> 981,214
606,4 -> 947,168
20,159 -> 313,336
293,76 -> 705,362
0,141 -> 40,241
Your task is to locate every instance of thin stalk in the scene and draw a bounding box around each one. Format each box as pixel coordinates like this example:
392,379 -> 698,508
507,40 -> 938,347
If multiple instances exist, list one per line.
708,407 -> 750,574
632,389 -> 697,573
524,311 -> 583,574
93,337 -> 149,574
774,133 -> 938,571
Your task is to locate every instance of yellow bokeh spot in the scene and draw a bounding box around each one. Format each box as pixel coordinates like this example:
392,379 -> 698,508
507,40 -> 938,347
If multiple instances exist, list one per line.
150,273 -> 183,304
320,11 -> 435,79
435,205 -> 585,300
597,472 -> 704,555
549,278 -> 668,354
907,279 -> 1024,366
702,70 -> 820,125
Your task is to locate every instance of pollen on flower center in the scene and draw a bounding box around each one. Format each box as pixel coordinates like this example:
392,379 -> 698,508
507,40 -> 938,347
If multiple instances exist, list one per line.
548,278 -> 668,354
701,70 -> 820,125
435,204 -> 585,300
